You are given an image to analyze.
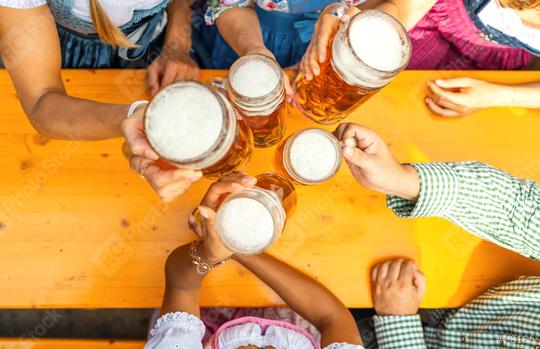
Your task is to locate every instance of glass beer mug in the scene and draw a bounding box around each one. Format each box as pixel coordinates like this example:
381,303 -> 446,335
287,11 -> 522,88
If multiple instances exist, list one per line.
294,10 -> 412,124
212,54 -> 287,148
215,172 -> 296,255
144,81 -> 254,179
276,128 -> 342,185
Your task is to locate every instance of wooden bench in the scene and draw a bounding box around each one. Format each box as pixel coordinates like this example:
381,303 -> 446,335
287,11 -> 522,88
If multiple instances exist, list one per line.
0,70 -> 539,346
0,339 -> 143,348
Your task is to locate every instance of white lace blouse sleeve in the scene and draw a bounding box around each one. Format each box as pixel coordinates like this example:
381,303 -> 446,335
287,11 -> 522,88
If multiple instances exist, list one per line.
323,343 -> 365,349
0,0 -> 46,8
144,312 -> 206,349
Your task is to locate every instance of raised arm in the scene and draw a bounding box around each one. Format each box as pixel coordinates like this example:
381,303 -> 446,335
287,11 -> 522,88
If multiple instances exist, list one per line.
300,0 -> 435,79
161,172 -> 256,315
147,0 -> 199,96
0,5 -> 130,140
235,253 -> 363,347
209,3 -> 294,96
334,123 -> 540,260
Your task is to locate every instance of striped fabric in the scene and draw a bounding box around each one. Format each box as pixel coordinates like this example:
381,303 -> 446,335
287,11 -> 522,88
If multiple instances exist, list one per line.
407,0 -> 534,70
371,161 -> 540,348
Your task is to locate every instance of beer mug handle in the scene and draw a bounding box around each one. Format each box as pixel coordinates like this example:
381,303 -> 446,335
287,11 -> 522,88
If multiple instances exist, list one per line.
211,77 -> 228,94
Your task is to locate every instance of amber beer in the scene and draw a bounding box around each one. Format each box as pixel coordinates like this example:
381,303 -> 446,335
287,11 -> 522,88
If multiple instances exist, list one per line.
215,172 -> 296,255
144,81 -> 254,179
277,128 -> 342,185
215,54 -> 287,148
294,10 -> 412,124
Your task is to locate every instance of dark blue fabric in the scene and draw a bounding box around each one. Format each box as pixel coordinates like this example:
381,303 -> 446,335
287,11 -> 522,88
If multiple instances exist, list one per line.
57,7 -> 167,68
463,0 -> 540,56
288,0 -> 336,13
194,6 -> 322,69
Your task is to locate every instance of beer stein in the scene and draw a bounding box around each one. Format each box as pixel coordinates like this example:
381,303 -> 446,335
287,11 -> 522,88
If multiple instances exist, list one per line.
212,54 -> 287,148
215,172 -> 296,255
294,10 -> 412,124
277,128 -> 342,185
144,81 -> 254,179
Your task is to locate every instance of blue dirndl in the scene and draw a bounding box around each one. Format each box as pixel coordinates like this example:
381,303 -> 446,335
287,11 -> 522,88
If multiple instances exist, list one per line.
195,6 -> 321,69
48,0 -> 170,68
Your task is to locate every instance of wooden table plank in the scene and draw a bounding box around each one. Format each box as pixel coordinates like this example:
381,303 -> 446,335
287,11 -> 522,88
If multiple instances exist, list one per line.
0,69 -> 539,309
0,339 -> 143,349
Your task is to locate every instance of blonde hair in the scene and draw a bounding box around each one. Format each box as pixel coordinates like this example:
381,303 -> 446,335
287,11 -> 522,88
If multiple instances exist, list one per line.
498,0 -> 540,10
89,0 -> 137,48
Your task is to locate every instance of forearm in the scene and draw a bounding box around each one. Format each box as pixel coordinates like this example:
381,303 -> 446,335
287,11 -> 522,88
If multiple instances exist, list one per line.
165,0 -> 193,53
494,82 -> 540,109
30,91 -> 128,140
388,162 -> 540,260
235,254 -> 356,332
161,243 -> 207,316
215,7 -> 266,56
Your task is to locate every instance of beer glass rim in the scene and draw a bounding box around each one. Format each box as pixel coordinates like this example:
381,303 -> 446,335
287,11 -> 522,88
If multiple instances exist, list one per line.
144,81 -> 237,168
282,128 -> 343,185
216,186 -> 286,256
226,54 -> 285,102
344,10 -> 412,74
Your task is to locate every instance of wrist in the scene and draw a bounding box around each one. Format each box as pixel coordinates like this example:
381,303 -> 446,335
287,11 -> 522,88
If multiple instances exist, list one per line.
199,241 -> 233,264
389,165 -> 420,202
163,34 -> 192,55
241,43 -> 272,58
376,308 -> 419,316
492,84 -> 516,107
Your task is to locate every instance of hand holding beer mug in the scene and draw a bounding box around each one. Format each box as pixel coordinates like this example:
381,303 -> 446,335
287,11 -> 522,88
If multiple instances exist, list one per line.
300,4 -> 360,81
213,54 -> 287,148
144,81 -> 254,179
295,9 -> 412,124
122,104 -> 202,202
192,172 -> 297,256
189,172 -> 258,262
334,123 -> 419,201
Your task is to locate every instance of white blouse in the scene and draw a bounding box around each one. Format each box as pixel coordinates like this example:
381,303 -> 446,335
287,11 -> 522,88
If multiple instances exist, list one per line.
145,312 -> 365,349
0,0 -> 165,26
478,0 -> 540,51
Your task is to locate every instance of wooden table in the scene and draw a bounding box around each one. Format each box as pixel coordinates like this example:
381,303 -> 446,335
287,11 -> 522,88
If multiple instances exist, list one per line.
0,69 -> 539,309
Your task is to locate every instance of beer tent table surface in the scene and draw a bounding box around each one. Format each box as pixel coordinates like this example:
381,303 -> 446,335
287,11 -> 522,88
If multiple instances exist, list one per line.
0,69 -> 539,309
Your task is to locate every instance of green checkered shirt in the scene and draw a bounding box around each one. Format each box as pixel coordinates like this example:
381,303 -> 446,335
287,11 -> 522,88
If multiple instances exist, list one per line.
373,162 -> 540,349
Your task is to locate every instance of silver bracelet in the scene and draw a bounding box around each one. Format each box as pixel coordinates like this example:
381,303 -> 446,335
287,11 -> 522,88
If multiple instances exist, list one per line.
127,100 -> 149,118
189,240 -> 230,275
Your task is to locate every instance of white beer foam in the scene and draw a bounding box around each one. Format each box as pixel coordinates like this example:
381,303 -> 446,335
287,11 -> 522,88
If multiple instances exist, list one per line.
290,131 -> 338,182
217,197 -> 275,253
230,59 -> 279,98
146,83 -> 223,161
349,15 -> 403,72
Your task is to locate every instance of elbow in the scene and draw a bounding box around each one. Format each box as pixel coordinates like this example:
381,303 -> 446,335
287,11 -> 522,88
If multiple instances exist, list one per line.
27,91 -> 70,140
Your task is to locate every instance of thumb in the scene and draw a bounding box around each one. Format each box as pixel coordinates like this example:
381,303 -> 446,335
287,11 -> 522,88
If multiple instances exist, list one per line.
197,205 -> 218,238
434,78 -> 473,89
413,268 -> 427,298
342,145 -> 371,168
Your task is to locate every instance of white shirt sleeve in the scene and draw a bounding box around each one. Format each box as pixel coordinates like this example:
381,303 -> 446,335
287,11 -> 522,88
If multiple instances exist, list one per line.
0,0 -> 46,8
144,312 -> 206,349
324,343 -> 365,349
